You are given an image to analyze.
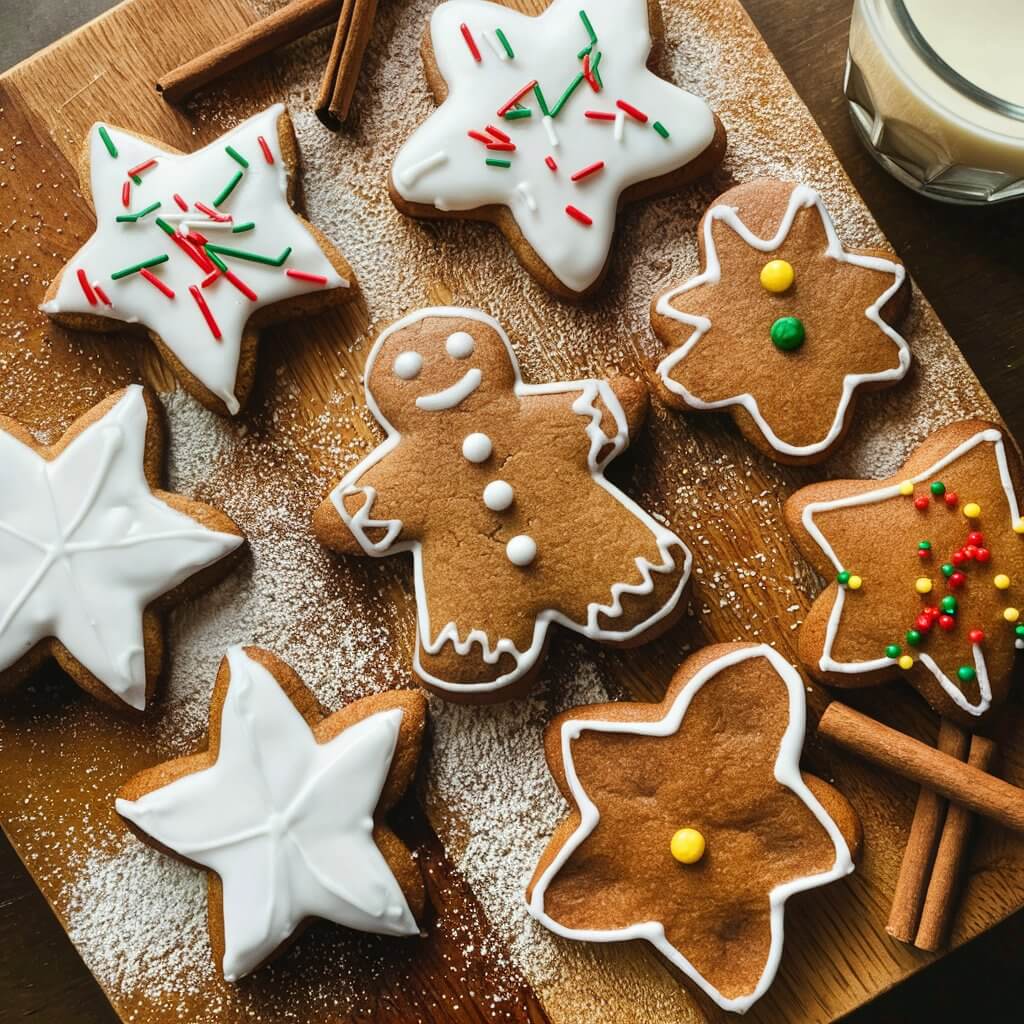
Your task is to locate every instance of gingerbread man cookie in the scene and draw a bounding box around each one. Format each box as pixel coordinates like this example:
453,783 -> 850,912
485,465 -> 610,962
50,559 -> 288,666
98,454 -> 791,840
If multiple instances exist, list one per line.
0,386 -> 244,711
41,104 -> 355,416
117,646 -> 426,981
786,421 -> 1024,729
650,179 -> 911,464
390,0 -> 726,299
313,307 -> 691,702
527,643 -> 860,1014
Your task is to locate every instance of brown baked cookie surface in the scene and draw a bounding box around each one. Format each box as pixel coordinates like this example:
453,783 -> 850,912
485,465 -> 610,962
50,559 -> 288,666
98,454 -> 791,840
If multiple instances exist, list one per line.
116,646 -> 427,981
313,307 -> 691,703
786,421 -> 1024,730
40,104 -> 355,416
389,0 -> 726,300
0,385 -> 244,711
650,179 -> 911,464
526,642 -> 859,1013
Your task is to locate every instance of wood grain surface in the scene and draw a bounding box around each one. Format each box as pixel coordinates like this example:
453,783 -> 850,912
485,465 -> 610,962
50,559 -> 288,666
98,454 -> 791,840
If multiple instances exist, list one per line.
1,0 -> 1023,1022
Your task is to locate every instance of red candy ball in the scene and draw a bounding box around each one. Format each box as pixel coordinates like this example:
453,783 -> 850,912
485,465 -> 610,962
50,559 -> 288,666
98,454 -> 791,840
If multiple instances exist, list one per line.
964,545 -> 979,560
917,548 -> 931,559
914,496 -> 930,511
949,572 -> 967,589
952,551 -> 967,566
939,614 -> 956,631
968,531 -> 985,546
915,614 -> 933,631
969,629 -> 986,644
976,547 -> 991,563
944,492 -> 959,507
924,606 -> 939,619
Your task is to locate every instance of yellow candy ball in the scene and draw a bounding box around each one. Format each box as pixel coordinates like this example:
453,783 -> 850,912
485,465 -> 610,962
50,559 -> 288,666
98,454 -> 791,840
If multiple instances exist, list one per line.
1006,608 -> 1021,623
760,259 -> 795,293
995,574 -> 1011,590
915,578 -> 933,595
899,481 -> 915,497
848,575 -> 863,590
899,655 -> 914,670
1015,517 -> 1024,534
964,502 -> 982,519
670,828 -> 706,865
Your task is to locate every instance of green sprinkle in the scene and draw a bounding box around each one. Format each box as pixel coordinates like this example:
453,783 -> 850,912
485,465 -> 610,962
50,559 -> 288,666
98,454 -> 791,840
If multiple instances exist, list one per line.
533,83 -> 550,117
154,217 -> 176,237
579,9 -> 597,45
205,243 -> 292,267
885,644 -> 902,660
653,120 -> 670,139
115,200 -> 162,223
504,108 -> 532,120
205,248 -> 228,272
592,61 -> 603,90
551,72 -> 584,118
495,27 -> 514,59
131,174 -> 143,186
213,169 -> 244,208
98,126 -> 118,158
577,44 -> 593,59
110,253 -> 168,280
231,221 -> 255,234
226,145 -> 249,168
486,158 -> 512,168
591,49 -> 602,72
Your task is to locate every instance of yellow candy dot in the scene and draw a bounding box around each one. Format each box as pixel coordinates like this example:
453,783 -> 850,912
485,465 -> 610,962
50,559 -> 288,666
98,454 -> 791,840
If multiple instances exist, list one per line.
848,575 -> 863,590
899,655 -> 914,670
899,481 -> 915,497
1015,518 -> 1024,534
995,574 -> 1011,590
670,828 -> 706,865
915,578 -> 933,595
760,259 -> 795,293
964,502 -> 982,519
1006,608 -> 1021,623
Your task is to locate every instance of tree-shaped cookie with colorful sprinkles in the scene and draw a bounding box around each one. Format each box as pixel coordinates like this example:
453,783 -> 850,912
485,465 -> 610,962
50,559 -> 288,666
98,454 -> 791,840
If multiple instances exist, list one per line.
390,0 -> 726,300
41,103 -> 355,416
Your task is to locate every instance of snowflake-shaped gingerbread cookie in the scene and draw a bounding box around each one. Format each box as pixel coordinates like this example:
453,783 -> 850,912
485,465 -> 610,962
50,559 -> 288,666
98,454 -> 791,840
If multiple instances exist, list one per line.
390,0 -> 725,299
313,307 -> 691,702
41,104 -> 354,416
651,180 -> 911,463
527,643 -> 859,1013
0,386 -> 244,710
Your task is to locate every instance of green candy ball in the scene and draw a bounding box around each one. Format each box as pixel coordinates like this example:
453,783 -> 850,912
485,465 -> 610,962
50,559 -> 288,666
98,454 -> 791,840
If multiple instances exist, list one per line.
885,644 -> 902,659
837,570 -> 851,585
1016,625 -> 1024,638
941,563 -> 955,578
957,665 -> 977,684
941,595 -> 958,614
906,630 -> 922,647
930,481 -> 946,497
770,316 -> 805,352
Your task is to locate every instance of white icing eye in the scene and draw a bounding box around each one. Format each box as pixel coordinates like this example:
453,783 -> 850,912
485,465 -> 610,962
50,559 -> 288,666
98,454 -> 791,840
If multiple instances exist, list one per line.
506,535 -> 537,567
462,433 -> 492,463
394,351 -> 423,380
446,331 -> 475,359
483,480 -> 514,511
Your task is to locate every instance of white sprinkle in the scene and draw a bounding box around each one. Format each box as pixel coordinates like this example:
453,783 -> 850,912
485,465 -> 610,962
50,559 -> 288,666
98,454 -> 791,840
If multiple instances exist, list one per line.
517,182 -> 537,212
614,109 -> 625,143
399,150 -> 447,188
483,31 -> 509,61
542,115 -> 559,148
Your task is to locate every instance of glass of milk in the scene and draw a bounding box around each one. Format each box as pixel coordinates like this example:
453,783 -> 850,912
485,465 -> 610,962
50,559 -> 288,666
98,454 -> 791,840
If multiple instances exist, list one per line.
846,0 -> 1024,203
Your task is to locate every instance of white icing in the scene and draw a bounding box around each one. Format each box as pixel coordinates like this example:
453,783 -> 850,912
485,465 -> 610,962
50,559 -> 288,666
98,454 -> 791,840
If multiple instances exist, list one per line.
506,534 -> 537,566
394,351 -> 424,379
40,105 -> 348,415
483,479 -> 515,511
654,185 -> 910,458
416,368 -> 483,410
461,431 -> 494,463
116,646 -> 418,981
446,331 -> 476,358
801,429 -> 1022,717
391,0 -> 717,294
329,307 -> 691,696
527,644 -> 854,1014
0,386 -> 242,710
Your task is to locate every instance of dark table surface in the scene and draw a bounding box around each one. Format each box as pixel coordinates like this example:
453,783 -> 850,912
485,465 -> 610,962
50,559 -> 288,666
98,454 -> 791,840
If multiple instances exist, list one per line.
1,1 -> 1023,1022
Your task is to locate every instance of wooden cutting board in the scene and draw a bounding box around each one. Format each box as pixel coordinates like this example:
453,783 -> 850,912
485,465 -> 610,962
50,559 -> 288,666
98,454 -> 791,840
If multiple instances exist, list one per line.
2,1 -> 1023,1022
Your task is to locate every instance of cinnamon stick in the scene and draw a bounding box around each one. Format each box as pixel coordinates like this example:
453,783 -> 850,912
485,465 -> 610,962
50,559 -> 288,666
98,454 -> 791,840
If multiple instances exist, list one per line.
156,0 -> 342,103
315,0 -> 379,127
886,719 -> 969,943
914,734 -> 997,951
818,702 -> 1024,832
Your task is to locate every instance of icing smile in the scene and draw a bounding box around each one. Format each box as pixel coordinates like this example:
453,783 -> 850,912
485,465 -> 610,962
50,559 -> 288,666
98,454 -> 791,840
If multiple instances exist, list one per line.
415,368 -> 482,411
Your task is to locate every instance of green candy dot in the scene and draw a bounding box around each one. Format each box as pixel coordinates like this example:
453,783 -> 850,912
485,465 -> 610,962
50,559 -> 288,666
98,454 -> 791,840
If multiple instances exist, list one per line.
941,595 -> 958,614
941,563 -> 955,578
906,629 -> 923,647
770,316 -> 805,352
1016,625 -> 1024,638
918,540 -> 932,551
957,665 -> 977,683
930,481 -> 946,497
885,644 -> 902,659
837,571 -> 851,585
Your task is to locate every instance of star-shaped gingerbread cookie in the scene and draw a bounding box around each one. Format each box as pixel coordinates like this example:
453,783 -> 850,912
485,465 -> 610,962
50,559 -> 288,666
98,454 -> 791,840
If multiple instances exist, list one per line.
527,643 -> 859,1013
0,385 -> 244,710
41,104 -> 354,416
786,421 -> 1024,729
117,646 -> 427,981
650,179 -> 911,463
390,0 -> 725,299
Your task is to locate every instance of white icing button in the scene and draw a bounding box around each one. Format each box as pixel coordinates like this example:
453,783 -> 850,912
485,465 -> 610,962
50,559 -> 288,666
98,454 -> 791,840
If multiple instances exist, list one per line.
483,480 -> 514,511
506,535 -> 537,567
446,331 -> 475,359
394,351 -> 423,380
462,433 -> 492,463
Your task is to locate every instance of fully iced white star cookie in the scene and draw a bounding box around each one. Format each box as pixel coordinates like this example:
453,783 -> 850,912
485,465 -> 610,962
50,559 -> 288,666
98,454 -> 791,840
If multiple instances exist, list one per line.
117,646 -> 427,981
41,104 -> 354,416
0,385 -> 244,710
390,0 -> 725,298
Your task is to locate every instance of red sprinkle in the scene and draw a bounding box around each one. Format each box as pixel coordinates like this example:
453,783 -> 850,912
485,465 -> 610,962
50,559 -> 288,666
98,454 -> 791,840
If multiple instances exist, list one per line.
486,142 -> 516,152
485,124 -> 512,143
571,160 -> 605,182
286,268 -> 329,285
565,205 -> 592,226
585,110 -> 617,121
173,193 -> 189,211
460,23 -> 482,63
139,267 -> 174,299
126,158 -> 156,178
201,270 -> 221,288
189,284 -> 221,339
76,269 -> 97,306
93,284 -> 112,306
497,80 -> 538,117
469,130 -> 493,144
583,53 -> 599,92
121,181 -> 131,208
257,135 -> 274,164
171,232 -> 215,273
617,99 -> 649,123
224,269 -> 258,300
189,230 -> 210,247
195,201 -> 232,223
545,156 -> 558,171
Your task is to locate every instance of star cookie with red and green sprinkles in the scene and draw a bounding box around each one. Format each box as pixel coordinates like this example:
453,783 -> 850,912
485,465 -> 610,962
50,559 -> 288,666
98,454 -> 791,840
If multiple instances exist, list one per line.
41,104 -> 354,416
786,421 -> 1024,729
390,0 -> 725,299
651,179 -> 911,464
